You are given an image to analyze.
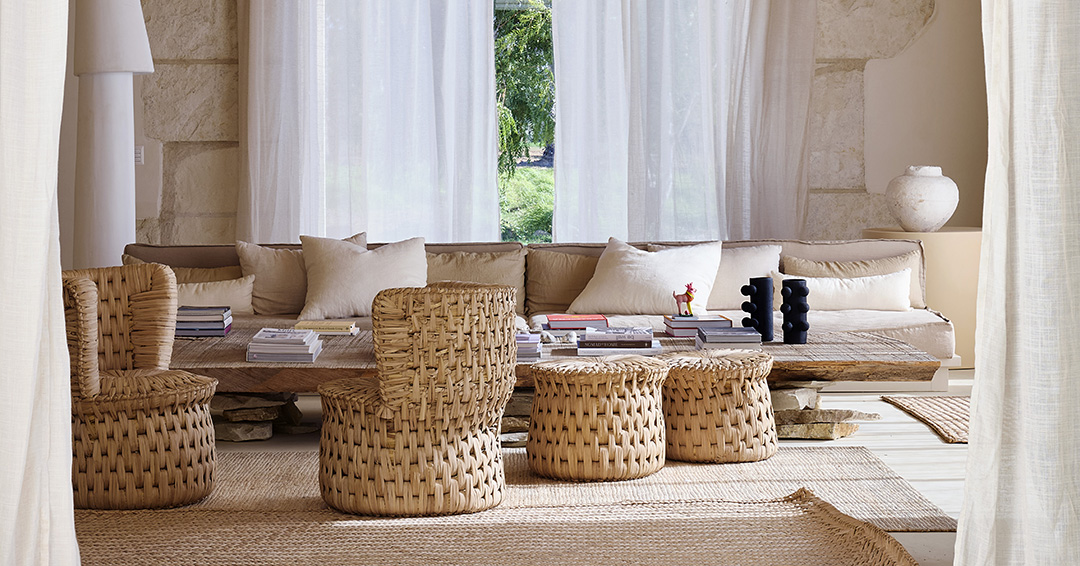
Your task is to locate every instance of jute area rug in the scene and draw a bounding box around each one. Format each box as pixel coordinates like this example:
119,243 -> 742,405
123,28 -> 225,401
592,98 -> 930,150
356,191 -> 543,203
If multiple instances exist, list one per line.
75,446 -> 953,566
882,395 -> 970,443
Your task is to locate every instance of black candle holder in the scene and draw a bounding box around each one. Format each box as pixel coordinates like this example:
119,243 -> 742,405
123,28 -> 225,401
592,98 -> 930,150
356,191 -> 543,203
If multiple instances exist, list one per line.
740,276 -> 773,342
780,279 -> 809,344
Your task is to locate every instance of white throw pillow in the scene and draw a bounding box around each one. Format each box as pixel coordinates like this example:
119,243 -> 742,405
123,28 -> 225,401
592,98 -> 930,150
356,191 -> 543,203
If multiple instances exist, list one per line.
568,238 -> 722,315
177,275 -> 256,315
709,245 -> 782,310
299,236 -> 427,320
771,269 -> 912,311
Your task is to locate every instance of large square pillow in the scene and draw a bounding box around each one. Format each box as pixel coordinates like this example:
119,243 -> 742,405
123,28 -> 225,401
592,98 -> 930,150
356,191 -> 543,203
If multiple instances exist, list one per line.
237,232 -> 366,315
770,269 -> 912,311
299,236 -> 427,320
567,238 -> 722,315
651,244 -> 781,310
427,249 -> 527,314
524,249 -> 600,315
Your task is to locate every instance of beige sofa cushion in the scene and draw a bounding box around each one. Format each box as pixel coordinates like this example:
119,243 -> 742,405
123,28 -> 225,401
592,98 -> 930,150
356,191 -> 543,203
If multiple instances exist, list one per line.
122,254 -> 242,284
237,233 -> 366,315
525,248 -> 600,315
770,270 -> 912,311
177,275 -> 255,315
299,236 -> 427,320
782,249 -> 926,308
427,249 -> 527,314
568,238 -> 722,315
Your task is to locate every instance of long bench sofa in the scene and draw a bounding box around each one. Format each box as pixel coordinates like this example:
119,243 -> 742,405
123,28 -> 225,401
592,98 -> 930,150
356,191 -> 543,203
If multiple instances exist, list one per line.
124,237 -> 957,391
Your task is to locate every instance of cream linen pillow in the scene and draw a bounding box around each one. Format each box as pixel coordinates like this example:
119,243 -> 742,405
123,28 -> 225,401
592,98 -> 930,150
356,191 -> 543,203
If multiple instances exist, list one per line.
650,244 -> 782,310
122,254 -> 243,284
299,236 -> 427,320
781,249 -> 925,308
524,249 -> 600,315
567,238 -> 722,315
770,269 -> 912,311
427,249 -> 527,314
237,232 -> 366,315
177,275 -> 255,315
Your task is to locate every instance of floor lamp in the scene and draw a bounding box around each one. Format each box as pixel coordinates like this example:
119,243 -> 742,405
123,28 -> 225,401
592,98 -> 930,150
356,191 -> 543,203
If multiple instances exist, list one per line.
72,0 -> 154,269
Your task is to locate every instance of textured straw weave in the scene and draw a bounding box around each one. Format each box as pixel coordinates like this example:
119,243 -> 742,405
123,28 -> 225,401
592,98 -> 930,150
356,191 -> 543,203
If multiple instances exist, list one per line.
659,349 -> 777,463
882,395 -> 970,443
62,264 -> 217,509
319,282 -> 517,516
527,355 -> 669,481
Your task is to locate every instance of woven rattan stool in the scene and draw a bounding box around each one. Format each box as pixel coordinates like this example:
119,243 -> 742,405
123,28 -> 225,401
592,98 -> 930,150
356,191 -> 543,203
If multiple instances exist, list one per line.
659,349 -> 776,463
63,264 -> 217,509
319,283 -> 517,516
527,355 -> 668,481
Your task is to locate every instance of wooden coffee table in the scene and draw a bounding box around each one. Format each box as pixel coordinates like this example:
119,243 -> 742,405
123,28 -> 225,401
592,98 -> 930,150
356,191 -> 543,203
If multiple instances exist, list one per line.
171,316 -> 939,393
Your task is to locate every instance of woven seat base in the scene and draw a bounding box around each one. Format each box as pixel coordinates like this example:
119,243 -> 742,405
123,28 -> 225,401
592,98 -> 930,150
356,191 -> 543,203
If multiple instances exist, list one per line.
72,370 -> 217,509
660,349 -> 777,463
527,356 -> 668,482
320,378 -> 506,517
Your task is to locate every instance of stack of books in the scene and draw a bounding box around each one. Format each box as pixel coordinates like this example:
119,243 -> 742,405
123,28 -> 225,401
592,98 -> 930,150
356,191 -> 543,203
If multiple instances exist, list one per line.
246,328 -> 323,362
294,319 -> 359,336
516,332 -> 542,362
663,314 -> 732,337
543,313 -> 609,333
695,327 -> 763,351
175,306 -> 232,337
576,326 -> 661,356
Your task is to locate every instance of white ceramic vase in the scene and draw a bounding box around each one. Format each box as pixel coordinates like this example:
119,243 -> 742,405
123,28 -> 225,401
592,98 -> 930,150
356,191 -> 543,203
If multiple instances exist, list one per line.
885,166 -> 959,232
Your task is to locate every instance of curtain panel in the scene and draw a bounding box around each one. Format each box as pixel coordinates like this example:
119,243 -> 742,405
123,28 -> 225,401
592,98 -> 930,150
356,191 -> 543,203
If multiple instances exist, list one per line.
956,1 -> 1080,564
551,0 -> 814,242
0,0 -> 81,562
240,1 -> 500,243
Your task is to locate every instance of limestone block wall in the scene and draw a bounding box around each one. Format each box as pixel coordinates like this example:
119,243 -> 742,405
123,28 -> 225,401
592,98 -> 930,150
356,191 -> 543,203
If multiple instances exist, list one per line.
135,0 -> 239,245
126,0 -> 982,246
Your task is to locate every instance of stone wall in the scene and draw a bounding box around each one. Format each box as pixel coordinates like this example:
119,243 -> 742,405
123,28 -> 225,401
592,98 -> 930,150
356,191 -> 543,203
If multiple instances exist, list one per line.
130,0 -> 974,245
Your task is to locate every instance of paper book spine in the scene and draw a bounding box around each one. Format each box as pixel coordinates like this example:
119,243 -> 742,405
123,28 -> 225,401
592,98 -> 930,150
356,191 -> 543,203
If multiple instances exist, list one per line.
577,340 -> 654,349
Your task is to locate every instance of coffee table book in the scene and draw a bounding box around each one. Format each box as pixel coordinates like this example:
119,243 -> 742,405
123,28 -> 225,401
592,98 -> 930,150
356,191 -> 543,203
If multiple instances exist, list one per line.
546,313 -> 609,330
663,314 -> 732,337
294,320 -> 359,336
577,339 -> 663,356
247,328 -> 323,362
177,305 -> 232,322
579,326 -> 654,348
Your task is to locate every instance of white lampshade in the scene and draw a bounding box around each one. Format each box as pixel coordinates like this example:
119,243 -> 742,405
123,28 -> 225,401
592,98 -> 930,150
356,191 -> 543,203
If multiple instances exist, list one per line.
73,0 -> 155,75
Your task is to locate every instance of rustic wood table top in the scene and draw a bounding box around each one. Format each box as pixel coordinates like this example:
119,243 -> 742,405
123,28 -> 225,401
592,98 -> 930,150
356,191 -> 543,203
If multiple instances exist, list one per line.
171,315 -> 940,393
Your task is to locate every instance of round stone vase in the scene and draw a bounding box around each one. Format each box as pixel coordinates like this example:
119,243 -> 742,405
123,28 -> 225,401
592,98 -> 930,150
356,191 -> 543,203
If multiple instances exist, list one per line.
885,166 -> 959,232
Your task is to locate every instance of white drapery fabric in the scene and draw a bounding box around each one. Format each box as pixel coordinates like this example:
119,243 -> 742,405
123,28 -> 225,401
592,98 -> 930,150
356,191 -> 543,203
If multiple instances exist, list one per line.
956,2 -> 1080,564
0,0 -> 81,563
551,0 -> 815,242
239,1 -> 500,243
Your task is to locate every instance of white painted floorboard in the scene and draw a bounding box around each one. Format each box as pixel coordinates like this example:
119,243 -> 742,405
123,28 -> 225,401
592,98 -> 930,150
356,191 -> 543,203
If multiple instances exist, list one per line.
219,370 -> 975,565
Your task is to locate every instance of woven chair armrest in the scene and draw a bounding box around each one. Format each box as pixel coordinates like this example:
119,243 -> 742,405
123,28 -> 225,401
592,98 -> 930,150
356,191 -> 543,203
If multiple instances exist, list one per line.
125,263 -> 178,369
62,276 -> 100,398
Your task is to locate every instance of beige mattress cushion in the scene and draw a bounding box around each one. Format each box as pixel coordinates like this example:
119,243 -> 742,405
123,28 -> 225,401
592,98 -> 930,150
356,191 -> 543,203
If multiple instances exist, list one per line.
427,248 -> 527,314
528,308 -> 954,360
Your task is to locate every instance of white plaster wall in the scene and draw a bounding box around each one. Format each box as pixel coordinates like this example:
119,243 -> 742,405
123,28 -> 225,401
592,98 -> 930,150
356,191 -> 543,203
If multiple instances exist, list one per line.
864,0 -> 987,228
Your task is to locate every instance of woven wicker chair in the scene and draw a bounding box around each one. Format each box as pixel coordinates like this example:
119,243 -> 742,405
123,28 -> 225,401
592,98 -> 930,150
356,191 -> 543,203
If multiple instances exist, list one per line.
527,355 -> 669,481
659,349 -> 777,463
63,263 -> 217,509
319,282 -> 517,516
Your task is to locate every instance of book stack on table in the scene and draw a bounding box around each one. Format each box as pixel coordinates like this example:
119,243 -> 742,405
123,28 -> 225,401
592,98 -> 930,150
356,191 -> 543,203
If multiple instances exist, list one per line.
663,314 -> 733,337
543,313 -> 609,332
176,306 -> 232,337
516,333 -> 542,362
695,327 -> 763,351
576,326 -> 661,356
294,319 -> 359,336
247,328 -> 323,363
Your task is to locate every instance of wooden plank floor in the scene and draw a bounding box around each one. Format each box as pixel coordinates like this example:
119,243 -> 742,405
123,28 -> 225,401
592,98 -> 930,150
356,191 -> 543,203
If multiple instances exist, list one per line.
219,370 -> 974,566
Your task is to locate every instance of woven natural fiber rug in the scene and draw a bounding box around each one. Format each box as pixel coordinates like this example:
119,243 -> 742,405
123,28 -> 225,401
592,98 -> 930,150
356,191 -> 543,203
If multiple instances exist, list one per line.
882,395 -> 970,443
74,446 -> 951,565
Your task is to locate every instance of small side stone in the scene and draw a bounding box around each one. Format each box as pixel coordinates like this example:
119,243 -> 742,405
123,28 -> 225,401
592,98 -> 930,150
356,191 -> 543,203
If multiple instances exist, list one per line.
215,420 -> 273,442
275,401 -> 304,426
211,394 -> 286,412
777,422 -> 860,440
502,416 -> 530,434
504,389 -> 534,417
501,432 -> 528,448
770,388 -> 819,411
774,409 -> 881,425
223,406 -> 281,422
273,422 -> 320,435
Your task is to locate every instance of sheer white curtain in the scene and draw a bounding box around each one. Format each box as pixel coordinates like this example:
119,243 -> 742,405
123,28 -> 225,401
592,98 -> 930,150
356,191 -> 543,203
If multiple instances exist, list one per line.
240,0 -> 500,243
0,0 -> 81,563
551,0 -> 814,242
956,2 -> 1080,564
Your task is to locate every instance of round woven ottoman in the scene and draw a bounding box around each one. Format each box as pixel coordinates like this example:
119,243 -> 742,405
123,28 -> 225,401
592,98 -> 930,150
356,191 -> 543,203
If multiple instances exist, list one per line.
659,349 -> 777,463
526,355 -> 668,481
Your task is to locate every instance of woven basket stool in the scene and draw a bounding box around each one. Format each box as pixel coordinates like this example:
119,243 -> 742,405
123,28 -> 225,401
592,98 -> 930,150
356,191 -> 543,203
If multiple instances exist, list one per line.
658,349 -> 776,463
64,264 -> 217,509
319,283 -> 517,516
526,355 -> 669,481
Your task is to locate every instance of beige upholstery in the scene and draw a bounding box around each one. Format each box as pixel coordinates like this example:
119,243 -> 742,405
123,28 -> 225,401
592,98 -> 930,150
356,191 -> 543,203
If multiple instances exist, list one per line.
318,283 -> 517,516
62,264 -> 217,509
